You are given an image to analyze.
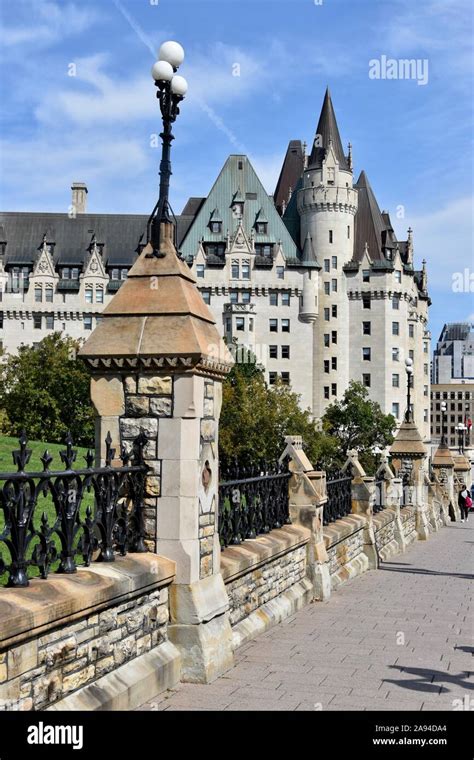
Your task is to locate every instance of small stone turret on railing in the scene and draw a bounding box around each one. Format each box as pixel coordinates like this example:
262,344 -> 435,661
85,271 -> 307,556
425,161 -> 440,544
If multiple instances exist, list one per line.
0,430 -> 148,588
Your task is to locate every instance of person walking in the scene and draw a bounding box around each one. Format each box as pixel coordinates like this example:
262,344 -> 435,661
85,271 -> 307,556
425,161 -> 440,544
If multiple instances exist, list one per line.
458,485 -> 471,523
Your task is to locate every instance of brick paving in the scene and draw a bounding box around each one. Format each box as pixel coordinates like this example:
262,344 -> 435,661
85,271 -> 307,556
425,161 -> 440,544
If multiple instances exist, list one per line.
139,520 -> 473,711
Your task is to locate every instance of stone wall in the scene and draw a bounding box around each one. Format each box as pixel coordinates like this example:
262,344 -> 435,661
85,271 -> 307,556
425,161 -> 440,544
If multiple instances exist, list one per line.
373,508 -> 399,561
400,506 -> 417,546
323,515 -> 369,589
0,555 -> 180,711
220,525 -> 313,648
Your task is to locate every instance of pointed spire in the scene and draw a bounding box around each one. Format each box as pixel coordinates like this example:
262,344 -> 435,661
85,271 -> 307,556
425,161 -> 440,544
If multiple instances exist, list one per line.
347,142 -> 353,172
406,226 -> 414,264
302,232 -> 318,264
421,258 -> 428,292
308,87 -> 349,170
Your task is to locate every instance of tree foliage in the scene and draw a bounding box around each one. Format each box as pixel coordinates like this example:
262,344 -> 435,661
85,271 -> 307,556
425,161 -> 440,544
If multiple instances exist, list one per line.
0,334 -> 94,446
321,381 -> 396,472
219,356 -> 338,467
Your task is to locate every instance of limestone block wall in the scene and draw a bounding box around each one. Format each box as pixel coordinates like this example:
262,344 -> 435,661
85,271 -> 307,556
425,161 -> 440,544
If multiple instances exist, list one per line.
323,515 -> 368,589
400,506 -> 417,546
0,555 -> 180,711
373,508 -> 398,560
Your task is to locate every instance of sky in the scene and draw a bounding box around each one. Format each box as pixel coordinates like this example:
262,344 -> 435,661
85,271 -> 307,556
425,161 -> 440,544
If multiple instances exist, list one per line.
0,0 -> 472,345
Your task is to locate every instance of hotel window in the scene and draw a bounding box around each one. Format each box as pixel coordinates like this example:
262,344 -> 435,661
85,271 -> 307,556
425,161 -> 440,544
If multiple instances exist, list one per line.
241,291 -> 251,304
276,266 -> 284,280
362,293 -> 371,309
269,292 -> 278,306
229,291 -> 238,304
409,324 -> 414,338
424,385 -> 429,397
331,279 -> 337,292
231,263 -> 239,279
363,373 -> 371,387
210,221 -> 222,234
62,268 -> 70,279
392,403 -> 400,418
392,347 -> 400,361
409,350 -> 414,361
46,315 -> 54,330
392,295 -> 400,309
331,383 -> 337,396
363,321 -> 371,335
269,372 -> 277,385
84,315 -> 93,330
424,409 -> 428,422
269,345 -> 278,359
424,342 -> 428,353
324,360 -> 330,373
45,285 -> 54,303
281,372 -> 290,385
282,345 -> 290,359
331,357 -> 337,370
363,347 -> 371,361
331,330 -> 337,344
236,317 -> 245,331
34,285 -> 42,303
324,334 -> 330,348
202,290 -> 211,305
225,318 -> 231,332
96,287 -> 104,304
324,282 -> 330,295
424,363 -> 429,375
196,264 -> 205,278
241,263 -> 250,280
324,259 -> 330,273
281,319 -> 290,333
324,307 -> 330,321
327,167 -> 335,185
347,226 -> 350,239
111,268 -> 120,280
392,321 -> 399,336
269,319 -> 278,332
395,271 -> 401,283
121,269 -> 128,280
249,318 -> 254,332
332,305 -> 337,318
33,314 -> 42,329
362,270 -> 370,283
324,386 -> 330,400
85,286 -> 93,304
71,268 -> 79,280
256,222 -> 267,234
331,256 -> 337,269
392,373 -> 400,388
281,292 -> 290,306
329,231 -> 333,244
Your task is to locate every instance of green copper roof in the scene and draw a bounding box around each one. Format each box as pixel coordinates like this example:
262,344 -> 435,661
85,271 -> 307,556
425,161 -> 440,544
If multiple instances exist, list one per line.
180,155 -> 298,259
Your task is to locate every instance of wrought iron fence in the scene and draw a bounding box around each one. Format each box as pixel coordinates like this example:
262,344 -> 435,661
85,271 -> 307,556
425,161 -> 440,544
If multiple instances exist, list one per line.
324,469 -> 353,525
374,478 -> 385,513
0,431 -> 149,588
218,460 -> 291,549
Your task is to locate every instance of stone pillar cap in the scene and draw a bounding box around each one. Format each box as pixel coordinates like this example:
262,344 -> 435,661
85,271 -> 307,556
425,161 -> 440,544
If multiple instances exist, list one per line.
389,420 -> 427,458
432,442 -> 455,468
79,223 -> 234,378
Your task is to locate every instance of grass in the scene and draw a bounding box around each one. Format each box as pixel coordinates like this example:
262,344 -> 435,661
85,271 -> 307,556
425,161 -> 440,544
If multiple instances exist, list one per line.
0,435 -> 96,585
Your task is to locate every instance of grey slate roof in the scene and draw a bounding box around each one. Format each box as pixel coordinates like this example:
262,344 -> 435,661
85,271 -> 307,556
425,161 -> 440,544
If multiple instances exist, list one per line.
308,88 -> 349,171
274,140 -> 305,216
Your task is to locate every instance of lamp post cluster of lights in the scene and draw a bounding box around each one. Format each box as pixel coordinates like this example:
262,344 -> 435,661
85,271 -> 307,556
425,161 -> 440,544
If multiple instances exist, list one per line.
404,357 -> 414,423
147,41 -> 188,256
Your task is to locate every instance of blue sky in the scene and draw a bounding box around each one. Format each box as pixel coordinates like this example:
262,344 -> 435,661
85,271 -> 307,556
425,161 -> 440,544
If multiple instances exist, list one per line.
0,0 -> 472,344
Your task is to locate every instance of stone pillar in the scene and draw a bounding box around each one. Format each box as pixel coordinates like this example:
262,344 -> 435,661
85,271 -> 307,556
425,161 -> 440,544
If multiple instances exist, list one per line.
343,450 -> 378,569
280,436 -> 331,601
389,419 -> 429,540
432,441 -> 456,521
376,452 -> 407,553
79,222 -> 235,683
453,454 -> 471,521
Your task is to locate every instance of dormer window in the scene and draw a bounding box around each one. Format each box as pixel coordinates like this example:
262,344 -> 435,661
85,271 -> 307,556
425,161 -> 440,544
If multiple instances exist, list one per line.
209,208 -> 223,234
232,202 -> 243,217
210,221 -> 222,234
327,167 -> 335,185
256,222 -> 267,235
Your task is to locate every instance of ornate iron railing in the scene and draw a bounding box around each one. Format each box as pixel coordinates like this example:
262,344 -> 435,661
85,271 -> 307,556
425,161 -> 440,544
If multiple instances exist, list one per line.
0,431 -> 149,588
218,460 -> 291,549
324,469 -> 353,525
374,478 -> 385,513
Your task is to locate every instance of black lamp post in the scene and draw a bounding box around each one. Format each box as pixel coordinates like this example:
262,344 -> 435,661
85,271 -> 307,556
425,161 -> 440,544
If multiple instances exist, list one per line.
440,400 -> 447,446
404,357 -> 414,423
457,422 -> 466,454
147,41 -> 188,257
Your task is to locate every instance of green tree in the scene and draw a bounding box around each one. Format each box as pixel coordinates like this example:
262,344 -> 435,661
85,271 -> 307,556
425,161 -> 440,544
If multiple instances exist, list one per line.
219,355 -> 338,467
322,381 -> 396,472
0,334 -> 94,446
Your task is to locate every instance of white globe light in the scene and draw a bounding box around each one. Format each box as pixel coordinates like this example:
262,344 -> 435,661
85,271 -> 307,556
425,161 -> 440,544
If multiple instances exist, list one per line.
151,60 -> 173,82
159,40 -> 185,68
405,357 -> 413,367
171,75 -> 188,96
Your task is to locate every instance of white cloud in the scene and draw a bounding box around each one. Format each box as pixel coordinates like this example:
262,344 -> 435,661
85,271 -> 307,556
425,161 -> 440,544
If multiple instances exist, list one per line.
2,1 -> 100,48
404,196 -> 474,288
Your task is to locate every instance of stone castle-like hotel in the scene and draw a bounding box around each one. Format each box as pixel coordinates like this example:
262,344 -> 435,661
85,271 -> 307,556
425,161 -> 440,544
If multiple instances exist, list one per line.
0,89 -> 431,439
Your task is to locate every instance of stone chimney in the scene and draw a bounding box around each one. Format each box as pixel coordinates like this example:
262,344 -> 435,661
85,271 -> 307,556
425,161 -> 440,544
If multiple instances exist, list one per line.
71,182 -> 88,214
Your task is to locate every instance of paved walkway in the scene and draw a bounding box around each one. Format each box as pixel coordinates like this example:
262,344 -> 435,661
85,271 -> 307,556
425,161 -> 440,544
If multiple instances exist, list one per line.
140,520 -> 473,711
